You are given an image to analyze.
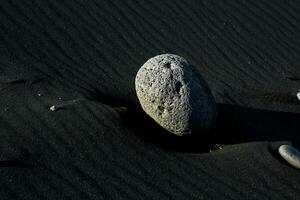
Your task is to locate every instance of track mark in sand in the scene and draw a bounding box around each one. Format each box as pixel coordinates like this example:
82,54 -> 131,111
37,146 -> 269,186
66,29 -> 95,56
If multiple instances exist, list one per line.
49,98 -> 85,111
0,160 -> 33,168
282,72 -> 300,81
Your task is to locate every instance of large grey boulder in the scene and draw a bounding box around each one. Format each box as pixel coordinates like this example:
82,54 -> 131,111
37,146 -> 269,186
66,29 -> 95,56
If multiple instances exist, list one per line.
135,54 -> 217,136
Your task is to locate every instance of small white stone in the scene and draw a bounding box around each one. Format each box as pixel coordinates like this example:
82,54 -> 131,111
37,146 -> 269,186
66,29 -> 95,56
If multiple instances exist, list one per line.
297,92 -> 300,101
279,145 -> 300,169
49,106 -> 56,111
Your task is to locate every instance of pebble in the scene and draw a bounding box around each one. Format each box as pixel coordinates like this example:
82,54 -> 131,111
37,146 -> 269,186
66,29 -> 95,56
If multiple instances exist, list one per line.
49,105 -> 57,111
297,92 -> 300,101
135,54 -> 217,136
279,144 -> 300,169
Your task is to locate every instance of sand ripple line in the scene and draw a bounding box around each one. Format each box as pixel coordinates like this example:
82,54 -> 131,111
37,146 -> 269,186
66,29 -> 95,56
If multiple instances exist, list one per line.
279,145 -> 300,169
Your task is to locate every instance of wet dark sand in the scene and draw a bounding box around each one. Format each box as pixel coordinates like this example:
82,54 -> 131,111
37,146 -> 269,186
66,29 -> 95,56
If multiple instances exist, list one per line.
1,0 -> 300,199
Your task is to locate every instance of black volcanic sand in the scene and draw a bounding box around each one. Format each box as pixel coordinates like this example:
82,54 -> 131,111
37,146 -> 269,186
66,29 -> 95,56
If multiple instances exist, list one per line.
1,0 -> 300,199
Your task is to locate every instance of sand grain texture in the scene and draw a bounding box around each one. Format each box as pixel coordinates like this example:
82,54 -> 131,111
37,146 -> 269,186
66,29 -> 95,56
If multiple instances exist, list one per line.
0,0 -> 300,199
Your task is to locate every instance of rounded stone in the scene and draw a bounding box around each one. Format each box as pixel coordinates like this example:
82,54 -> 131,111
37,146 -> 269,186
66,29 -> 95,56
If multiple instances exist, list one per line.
135,54 -> 217,136
279,145 -> 300,169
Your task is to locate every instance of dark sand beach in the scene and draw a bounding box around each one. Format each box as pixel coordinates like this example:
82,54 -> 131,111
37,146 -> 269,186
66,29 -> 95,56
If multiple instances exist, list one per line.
1,0 -> 300,199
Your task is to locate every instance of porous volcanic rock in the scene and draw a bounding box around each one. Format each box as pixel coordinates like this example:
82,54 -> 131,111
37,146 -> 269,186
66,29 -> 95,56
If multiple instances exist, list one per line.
135,54 -> 217,136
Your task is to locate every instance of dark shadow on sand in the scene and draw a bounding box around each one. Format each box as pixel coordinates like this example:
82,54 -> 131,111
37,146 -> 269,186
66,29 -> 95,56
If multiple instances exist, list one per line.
217,103 -> 300,144
118,103 -> 300,153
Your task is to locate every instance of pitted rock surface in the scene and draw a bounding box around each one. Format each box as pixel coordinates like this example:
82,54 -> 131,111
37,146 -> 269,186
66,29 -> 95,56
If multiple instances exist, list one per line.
135,54 -> 217,136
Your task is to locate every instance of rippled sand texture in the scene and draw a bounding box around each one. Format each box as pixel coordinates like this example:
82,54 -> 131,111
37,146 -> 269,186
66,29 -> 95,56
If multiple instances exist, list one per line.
0,0 -> 300,199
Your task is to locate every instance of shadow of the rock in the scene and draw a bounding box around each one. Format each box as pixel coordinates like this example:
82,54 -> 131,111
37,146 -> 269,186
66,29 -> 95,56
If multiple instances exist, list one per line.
118,103 -> 300,153
216,103 -> 300,144
117,106 -> 215,153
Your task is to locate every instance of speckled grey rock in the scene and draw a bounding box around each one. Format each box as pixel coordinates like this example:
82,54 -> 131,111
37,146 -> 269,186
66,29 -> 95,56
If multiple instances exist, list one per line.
135,54 -> 217,136
279,145 -> 300,169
